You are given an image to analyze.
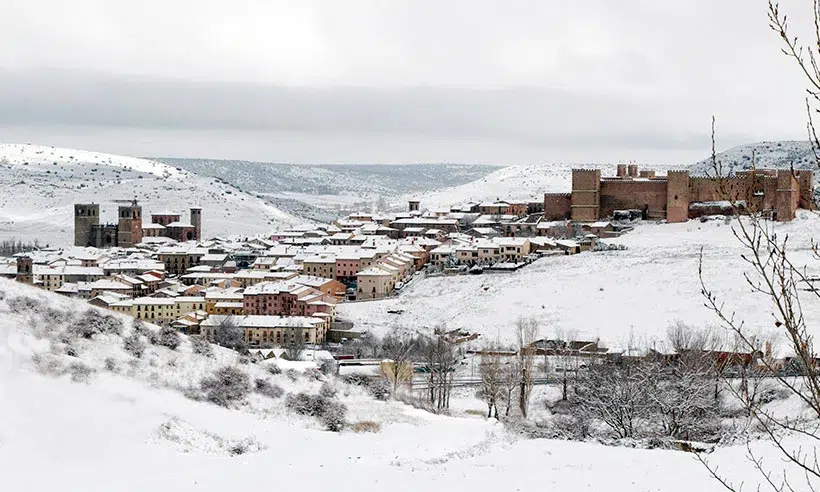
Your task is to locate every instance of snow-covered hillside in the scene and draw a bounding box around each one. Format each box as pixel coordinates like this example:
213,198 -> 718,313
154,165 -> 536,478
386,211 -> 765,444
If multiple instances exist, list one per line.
339,212 -> 820,350
690,141 -> 816,177
159,158 -> 499,222
402,163 -> 679,211
0,144 -> 301,246
0,277 -> 792,491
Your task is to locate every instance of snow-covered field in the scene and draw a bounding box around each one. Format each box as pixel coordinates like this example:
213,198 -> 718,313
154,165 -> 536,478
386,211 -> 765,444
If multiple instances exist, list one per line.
0,269 -> 814,491
339,212 -> 820,350
0,144 -> 301,246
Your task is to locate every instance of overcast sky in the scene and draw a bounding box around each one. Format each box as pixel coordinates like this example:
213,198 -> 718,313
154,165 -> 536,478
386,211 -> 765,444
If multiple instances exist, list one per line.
0,0 -> 814,165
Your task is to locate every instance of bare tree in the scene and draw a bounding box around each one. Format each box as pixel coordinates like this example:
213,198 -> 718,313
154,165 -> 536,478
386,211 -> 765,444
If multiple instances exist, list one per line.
554,327 -> 580,401
574,362 -> 651,439
381,332 -> 418,395
479,344 -> 505,418
283,327 -> 305,361
213,317 -> 246,352
694,3 -> 820,487
499,355 -> 522,417
516,316 -> 539,418
422,334 -> 458,411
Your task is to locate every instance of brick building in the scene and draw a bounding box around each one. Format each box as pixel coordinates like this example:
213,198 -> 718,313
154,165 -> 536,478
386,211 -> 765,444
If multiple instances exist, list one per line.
74,201 -> 202,248
544,166 -> 813,223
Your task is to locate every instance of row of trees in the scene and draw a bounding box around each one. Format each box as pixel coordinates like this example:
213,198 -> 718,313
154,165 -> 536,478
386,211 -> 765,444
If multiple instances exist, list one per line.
0,239 -> 43,256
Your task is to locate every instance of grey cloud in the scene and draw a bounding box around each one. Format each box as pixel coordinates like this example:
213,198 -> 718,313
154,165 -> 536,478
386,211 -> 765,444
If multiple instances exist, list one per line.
0,69 -> 738,153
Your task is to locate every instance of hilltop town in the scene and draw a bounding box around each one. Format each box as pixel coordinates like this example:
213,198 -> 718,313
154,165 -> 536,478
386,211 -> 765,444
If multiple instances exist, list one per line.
1,164 -> 813,357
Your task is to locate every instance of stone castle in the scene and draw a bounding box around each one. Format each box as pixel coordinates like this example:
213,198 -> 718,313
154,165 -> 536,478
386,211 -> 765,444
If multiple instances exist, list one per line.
74,200 -> 202,248
544,164 -> 814,223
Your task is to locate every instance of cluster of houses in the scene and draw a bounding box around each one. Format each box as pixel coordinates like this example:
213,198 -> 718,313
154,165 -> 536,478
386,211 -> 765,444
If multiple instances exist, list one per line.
1,194 -> 623,353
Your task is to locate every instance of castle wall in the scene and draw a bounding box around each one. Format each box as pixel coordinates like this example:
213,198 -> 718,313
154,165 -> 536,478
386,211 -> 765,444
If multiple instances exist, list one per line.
570,169 -> 601,222
599,179 -> 668,219
666,171 -> 690,223
543,193 -> 571,221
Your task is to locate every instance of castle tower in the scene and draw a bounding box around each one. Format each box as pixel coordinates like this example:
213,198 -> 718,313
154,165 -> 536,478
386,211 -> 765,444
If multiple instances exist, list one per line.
616,164 -> 627,178
776,170 -> 798,222
74,204 -> 100,247
666,170 -> 690,223
795,169 -> 815,210
190,207 -> 202,241
15,256 -> 33,284
570,169 -> 601,222
408,200 -> 420,213
117,200 -> 143,248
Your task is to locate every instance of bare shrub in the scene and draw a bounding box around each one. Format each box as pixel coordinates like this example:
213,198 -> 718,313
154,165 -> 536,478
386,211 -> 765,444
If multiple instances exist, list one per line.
351,421 -> 381,433
200,366 -> 251,407
104,357 -> 118,372
285,369 -> 299,381
254,378 -> 284,399
123,332 -> 147,358
156,326 -> 181,350
191,336 -> 214,357
266,362 -> 282,375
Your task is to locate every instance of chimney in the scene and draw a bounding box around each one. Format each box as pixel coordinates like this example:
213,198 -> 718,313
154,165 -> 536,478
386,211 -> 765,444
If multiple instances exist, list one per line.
616,164 -> 627,177
628,164 -> 638,178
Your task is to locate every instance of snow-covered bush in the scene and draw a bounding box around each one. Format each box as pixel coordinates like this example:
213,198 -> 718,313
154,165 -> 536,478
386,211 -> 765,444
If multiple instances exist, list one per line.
104,357 -> 118,372
200,366 -> 251,407
31,352 -> 64,376
69,309 -> 123,338
285,392 -> 348,432
7,295 -> 40,314
155,326 -> 181,350
319,382 -> 337,398
133,320 -> 159,344
342,374 -> 391,401
285,369 -> 299,381
266,362 -> 282,375
67,361 -> 95,383
319,358 -> 337,376
254,378 -> 284,399
123,332 -> 147,358
191,336 -> 213,357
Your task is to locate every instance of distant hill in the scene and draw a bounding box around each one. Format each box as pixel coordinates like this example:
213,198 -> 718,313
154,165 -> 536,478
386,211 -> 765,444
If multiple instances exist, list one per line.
690,141 -> 817,177
155,158 -> 500,221
0,144 -> 301,247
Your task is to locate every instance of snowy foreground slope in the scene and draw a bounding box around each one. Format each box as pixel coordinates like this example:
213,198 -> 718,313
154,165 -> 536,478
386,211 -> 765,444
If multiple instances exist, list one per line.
340,212 -> 820,349
0,144 -> 300,246
0,277 -> 789,492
